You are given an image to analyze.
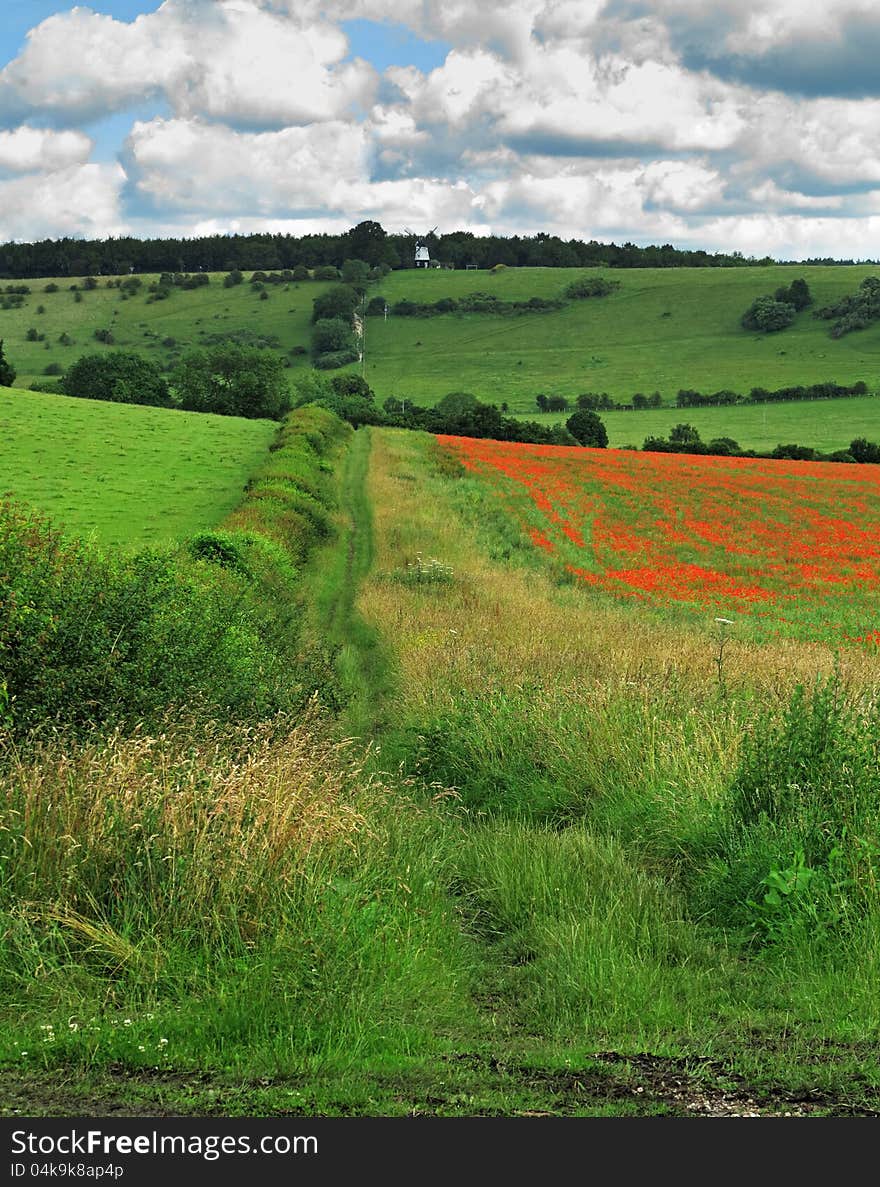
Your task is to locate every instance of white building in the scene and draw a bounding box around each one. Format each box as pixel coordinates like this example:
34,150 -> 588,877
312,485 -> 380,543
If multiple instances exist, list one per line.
414,243 -> 432,267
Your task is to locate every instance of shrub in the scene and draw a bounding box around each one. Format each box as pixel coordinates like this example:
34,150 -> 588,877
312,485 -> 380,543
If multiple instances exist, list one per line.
741,296 -> 796,332
564,276 -> 618,299
565,408 -> 608,447
62,353 -> 171,407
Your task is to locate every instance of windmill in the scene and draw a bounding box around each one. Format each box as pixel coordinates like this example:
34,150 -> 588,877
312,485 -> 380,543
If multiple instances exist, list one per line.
405,226 -> 438,268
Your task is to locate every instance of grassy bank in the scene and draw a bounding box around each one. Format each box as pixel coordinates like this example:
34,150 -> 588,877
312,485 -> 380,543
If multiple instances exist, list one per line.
0,386 -> 277,548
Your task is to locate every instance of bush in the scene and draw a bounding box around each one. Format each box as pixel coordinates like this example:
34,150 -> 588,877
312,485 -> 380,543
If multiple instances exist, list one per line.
564,276 -> 618,299
314,349 -> 360,370
565,408 -> 608,447
0,341 -> 17,386
741,296 -> 796,332
173,344 -> 291,419
62,353 -> 171,407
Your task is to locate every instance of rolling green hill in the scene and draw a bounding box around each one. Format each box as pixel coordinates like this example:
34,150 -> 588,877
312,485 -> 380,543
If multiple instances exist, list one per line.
0,386 -> 277,548
359,264 -> 880,412
3,263 -> 879,453
1,271 -> 335,390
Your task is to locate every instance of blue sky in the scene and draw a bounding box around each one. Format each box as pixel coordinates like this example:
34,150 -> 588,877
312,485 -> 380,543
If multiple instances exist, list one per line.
1,1 -> 879,258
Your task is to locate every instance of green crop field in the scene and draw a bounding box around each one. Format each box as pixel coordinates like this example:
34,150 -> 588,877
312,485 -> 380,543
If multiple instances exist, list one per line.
0,386 -> 276,548
358,264 -> 880,412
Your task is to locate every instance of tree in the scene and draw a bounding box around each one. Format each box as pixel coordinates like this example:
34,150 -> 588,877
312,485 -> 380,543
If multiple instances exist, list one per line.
566,408 -> 608,447
741,295 -> 796,332
0,341 -> 16,387
330,374 -> 373,401
346,221 -> 388,266
774,278 -> 812,311
311,285 -> 360,324
669,423 -> 702,446
311,317 -> 357,358
173,344 -> 290,419
849,437 -> 880,464
62,353 -> 170,406
341,258 -> 370,292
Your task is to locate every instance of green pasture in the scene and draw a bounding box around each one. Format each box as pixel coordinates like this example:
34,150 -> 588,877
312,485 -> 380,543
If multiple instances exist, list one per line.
533,393 -> 880,452
0,386 -> 276,548
1,271 -> 334,390
359,264 -> 880,410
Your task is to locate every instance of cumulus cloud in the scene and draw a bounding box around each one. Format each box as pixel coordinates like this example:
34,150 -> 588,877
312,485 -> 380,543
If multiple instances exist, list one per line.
0,0 -> 376,127
0,0 -> 879,259
0,126 -> 92,174
610,0 -> 880,98
124,117 -> 370,212
0,162 -> 126,241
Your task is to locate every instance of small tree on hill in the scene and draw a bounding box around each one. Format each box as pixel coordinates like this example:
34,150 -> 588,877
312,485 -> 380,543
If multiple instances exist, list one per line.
0,341 -> 15,386
566,408 -> 608,447
741,295 -> 796,332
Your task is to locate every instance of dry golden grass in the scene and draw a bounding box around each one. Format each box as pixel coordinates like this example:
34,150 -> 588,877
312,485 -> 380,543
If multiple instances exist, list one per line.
2,707 -> 381,949
359,429 -> 878,716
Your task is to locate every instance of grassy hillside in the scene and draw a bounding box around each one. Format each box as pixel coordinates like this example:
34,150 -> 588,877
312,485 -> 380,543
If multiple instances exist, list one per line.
359,264 -> 880,410
542,393 -> 880,452
1,271 -> 335,390
0,386 -> 277,547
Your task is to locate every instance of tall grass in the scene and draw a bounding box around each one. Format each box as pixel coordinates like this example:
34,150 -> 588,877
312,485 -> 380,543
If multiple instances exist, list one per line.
0,714 -> 475,1070
354,427 -> 880,1068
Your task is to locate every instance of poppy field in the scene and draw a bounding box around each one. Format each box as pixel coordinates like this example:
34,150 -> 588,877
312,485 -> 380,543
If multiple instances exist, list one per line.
437,434 -> 880,646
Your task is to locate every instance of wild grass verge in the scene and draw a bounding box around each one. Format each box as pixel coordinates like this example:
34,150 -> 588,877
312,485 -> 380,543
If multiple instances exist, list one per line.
0,714 -> 476,1073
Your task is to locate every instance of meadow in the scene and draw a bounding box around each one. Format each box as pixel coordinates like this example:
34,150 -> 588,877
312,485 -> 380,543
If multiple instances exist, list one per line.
2,261 -> 880,1118
436,434 -> 880,644
1,271 -> 336,391
360,264 -> 880,411
539,394 -> 880,453
0,386 -> 277,547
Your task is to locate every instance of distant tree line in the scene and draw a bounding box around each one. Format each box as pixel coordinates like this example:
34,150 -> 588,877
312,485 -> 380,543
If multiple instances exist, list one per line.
642,422 -> 880,465
371,276 -> 618,321
534,380 -> 870,414
676,380 -> 868,407
291,374 -> 609,447
4,219 -> 867,281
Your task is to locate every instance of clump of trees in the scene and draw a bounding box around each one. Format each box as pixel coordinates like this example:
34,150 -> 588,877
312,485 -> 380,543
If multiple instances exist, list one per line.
814,276 -> 880,338
741,278 -> 812,332
310,284 -> 360,369
642,422 -> 879,465
62,353 -> 170,406
172,344 -> 290,419
291,375 -> 609,448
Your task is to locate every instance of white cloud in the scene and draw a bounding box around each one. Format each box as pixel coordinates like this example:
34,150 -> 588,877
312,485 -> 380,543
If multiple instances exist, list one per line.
0,162 -> 125,241
125,117 -> 370,211
0,1 -> 376,126
0,126 -> 91,173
